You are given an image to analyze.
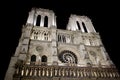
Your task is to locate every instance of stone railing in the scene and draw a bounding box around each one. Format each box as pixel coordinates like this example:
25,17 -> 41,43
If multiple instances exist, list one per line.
13,65 -> 120,80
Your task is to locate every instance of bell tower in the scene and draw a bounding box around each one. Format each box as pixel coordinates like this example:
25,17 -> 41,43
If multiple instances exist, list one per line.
26,8 -> 56,27
5,8 -> 120,80
67,14 -> 96,33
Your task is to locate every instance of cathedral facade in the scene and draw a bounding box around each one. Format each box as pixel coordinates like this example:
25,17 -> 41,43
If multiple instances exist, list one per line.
5,8 -> 120,80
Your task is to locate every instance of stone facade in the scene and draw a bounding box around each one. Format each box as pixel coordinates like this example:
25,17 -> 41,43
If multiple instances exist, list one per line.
5,8 -> 120,80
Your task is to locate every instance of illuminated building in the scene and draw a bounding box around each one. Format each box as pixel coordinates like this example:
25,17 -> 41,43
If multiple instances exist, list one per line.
5,8 -> 120,80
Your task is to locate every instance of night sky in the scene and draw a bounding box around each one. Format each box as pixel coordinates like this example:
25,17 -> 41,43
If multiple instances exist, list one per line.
1,0 -> 120,80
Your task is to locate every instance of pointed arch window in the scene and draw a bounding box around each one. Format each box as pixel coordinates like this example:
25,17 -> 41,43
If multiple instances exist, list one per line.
36,15 -> 41,26
82,22 -> 87,32
44,32 -> 48,40
31,55 -> 36,62
44,16 -> 48,27
41,55 -> 47,62
76,21 -> 81,30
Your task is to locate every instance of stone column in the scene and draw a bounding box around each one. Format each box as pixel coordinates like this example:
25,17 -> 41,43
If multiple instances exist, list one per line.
40,15 -> 45,27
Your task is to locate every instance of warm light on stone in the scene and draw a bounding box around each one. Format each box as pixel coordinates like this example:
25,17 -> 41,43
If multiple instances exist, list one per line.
5,8 -> 120,80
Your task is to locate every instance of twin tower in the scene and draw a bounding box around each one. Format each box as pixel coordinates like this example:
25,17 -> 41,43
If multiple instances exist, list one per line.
27,8 -> 95,32
5,8 -> 120,80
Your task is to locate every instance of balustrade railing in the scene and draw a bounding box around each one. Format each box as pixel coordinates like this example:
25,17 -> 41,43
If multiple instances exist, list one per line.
13,65 -> 120,79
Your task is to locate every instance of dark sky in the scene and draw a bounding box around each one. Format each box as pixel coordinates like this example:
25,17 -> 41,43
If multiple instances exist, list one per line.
1,0 -> 120,80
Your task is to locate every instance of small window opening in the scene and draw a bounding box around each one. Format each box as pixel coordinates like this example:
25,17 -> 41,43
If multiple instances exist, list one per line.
31,55 -> 36,62
44,16 -> 48,27
41,55 -> 47,62
76,21 -> 81,30
36,15 -> 41,26
82,22 -> 87,32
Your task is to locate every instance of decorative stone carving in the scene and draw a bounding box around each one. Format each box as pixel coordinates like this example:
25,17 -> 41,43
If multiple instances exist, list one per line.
58,50 -> 77,64
5,7 -> 120,80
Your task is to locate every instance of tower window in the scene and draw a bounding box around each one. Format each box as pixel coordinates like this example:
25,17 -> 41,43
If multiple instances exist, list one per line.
31,55 -> 36,62
76,21 -> 81,30
41,55 -> 47,62
82,22 -> 87,32
44,16 -> 48,27
36,15 -> 41,26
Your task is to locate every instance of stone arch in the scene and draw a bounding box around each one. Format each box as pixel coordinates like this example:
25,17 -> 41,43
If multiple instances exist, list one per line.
31,55 -> 36,62
82,22 -> 88,32
30,55 -> 36,65
41,55 -> 47,62
36,15 -> 41,26
28,49 -> 41,65
76,21 -> 81,30
43,31 -> 49,40
44,16 -> 48,27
